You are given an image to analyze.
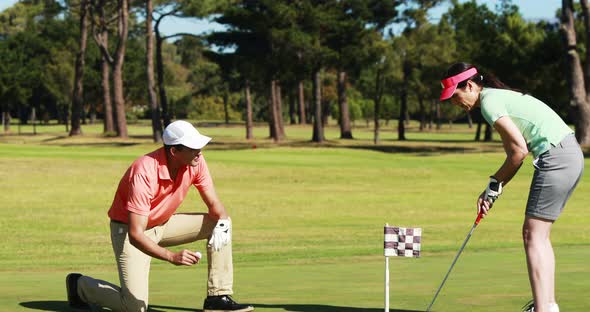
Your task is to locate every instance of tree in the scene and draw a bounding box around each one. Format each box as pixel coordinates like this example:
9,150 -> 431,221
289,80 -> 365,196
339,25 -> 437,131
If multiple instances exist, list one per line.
145,0 -> 162,142
90,0 -> 129,138
210,0 -> 288,142
326,0 -> 402,139
151,0 -> 231,127
561,0 -> 590,144
69,0 -> 89,136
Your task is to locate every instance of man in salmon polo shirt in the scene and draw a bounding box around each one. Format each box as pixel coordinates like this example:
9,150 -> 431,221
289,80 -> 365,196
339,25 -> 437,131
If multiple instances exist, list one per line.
65,120 -> 254,312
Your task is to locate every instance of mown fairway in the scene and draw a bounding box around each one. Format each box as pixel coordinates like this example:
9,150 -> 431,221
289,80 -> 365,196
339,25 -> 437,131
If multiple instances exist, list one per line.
1,122 -> 588,312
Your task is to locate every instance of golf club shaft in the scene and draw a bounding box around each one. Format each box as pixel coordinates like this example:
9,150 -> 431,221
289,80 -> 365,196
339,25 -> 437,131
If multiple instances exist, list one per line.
426,214 -> 483,311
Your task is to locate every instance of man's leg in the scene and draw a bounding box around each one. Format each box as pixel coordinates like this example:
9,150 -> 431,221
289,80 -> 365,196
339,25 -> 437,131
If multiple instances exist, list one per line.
159,213 -> 233,296
77,222 -> 162,312
523,216 -> 554,312
160,213 -> 252,311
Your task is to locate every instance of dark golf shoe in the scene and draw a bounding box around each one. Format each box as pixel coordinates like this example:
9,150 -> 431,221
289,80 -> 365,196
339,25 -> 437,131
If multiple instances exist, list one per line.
522,301 -> 535,312
203,295 -> 254,312
66,273 -> 90,311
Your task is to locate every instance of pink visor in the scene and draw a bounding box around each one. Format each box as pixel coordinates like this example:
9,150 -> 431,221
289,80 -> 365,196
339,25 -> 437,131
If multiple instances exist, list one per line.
439,67 -> 478,100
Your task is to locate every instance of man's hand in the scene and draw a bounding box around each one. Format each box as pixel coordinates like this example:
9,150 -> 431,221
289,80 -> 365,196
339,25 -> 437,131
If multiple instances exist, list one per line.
208,218 -> 232,251
168,249 -> 201,266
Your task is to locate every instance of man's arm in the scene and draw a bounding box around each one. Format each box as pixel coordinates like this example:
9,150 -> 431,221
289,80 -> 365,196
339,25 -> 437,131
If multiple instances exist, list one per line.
127,212 -> 200,266
199,186 -> 232,251
199,185 -> 228,220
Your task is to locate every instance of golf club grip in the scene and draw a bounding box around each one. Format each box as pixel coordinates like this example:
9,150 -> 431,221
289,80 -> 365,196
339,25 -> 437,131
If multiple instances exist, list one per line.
474,212 -> 483,225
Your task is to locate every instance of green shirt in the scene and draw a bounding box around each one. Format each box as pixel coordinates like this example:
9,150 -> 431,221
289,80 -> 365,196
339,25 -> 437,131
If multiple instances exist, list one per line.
480,88 -> 573,158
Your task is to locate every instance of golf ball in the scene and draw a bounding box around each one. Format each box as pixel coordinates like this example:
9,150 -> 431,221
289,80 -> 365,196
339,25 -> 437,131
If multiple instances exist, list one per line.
195,251 -> 202,259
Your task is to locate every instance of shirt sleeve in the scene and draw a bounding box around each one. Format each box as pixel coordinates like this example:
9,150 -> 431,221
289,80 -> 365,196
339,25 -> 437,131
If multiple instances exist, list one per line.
193,156 -> 213,192
480,91 -> 508,125
126,173 -> 154,216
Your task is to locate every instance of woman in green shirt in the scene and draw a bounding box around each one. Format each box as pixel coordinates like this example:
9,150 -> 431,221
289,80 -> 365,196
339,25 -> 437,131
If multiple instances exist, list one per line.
440,62 -> 584,312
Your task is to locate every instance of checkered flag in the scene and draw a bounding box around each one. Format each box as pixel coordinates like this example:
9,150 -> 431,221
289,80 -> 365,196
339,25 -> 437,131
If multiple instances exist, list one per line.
384,225 -> 421,258
384,224 -> 422,312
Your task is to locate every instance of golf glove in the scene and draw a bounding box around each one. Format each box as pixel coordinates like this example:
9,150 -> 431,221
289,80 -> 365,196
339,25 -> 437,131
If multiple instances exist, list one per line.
208,218 -> 231,251
484,176 -> 503,204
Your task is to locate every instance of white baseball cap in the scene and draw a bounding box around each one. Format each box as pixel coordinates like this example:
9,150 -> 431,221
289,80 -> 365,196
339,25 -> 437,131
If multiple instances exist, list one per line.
163,120 -> 211,149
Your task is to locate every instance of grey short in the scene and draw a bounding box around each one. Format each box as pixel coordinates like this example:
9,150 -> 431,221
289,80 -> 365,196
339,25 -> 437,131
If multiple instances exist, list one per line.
526,134 -> 584,221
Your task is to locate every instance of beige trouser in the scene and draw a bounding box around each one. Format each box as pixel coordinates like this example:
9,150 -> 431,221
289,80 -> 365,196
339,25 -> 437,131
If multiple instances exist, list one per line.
77,213 -> 233,312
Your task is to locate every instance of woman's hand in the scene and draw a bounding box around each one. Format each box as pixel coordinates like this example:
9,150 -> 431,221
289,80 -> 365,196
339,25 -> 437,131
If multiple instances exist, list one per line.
477,191 -> 492,217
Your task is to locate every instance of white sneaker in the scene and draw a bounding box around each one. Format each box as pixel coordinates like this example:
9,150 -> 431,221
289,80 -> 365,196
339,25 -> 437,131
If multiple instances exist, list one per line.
522,301 -> 559,312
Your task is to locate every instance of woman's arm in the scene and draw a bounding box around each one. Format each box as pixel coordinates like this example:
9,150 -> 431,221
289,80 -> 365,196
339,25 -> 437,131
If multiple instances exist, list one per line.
476,116 -> 529,217
492,116 -> 529,186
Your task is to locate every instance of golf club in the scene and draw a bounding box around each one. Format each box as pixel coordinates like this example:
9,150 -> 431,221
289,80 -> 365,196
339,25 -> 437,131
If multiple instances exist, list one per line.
426,212 -> 484,311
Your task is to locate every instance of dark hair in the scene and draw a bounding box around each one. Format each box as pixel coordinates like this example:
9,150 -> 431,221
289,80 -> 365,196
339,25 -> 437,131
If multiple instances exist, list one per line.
443,62 -> 513,90
164,144 -> 185,152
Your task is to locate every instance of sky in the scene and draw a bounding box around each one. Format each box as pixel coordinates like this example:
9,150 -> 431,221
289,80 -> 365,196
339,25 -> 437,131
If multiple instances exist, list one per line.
0,0 -> 562,37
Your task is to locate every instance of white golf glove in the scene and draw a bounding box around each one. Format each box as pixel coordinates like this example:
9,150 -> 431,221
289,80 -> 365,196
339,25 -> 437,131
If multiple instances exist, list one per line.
208,218 -> 232,251
484,176 -> 503,204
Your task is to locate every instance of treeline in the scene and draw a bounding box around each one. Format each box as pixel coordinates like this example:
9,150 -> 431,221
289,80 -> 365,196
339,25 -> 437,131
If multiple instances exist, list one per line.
1,0 -> 590,144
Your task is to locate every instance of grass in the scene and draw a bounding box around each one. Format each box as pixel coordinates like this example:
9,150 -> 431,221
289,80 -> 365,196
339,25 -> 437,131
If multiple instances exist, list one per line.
0,121 -> 588,311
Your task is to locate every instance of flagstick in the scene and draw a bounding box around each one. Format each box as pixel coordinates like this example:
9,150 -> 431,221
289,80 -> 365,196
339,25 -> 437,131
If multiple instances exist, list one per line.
385,256 -> 390,312
385,223 -> 390,312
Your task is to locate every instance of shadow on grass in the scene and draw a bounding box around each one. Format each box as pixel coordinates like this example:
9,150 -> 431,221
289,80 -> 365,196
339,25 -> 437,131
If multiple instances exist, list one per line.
345,144 -> 474,155
19,301 -> 424,312
19,301 -> 200,311
40,135 -> 141,147
254,303 -> 424,312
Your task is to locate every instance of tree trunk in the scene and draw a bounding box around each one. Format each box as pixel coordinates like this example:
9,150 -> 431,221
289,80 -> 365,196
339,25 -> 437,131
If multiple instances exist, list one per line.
269,80 -> 280,142
338,71 -> 353,139
31,106 -> 37,135
567,0 -> 590,143
289,90 -> 296,125
92,0 -> 128,137
418,95 -> 425,131
63,105 -> 69,133
298,81 -> 306,124
112,0 -> 129,138
436,100 -> 441,130
102,53 -> 114,133
223,92 -> 230,125
374,68 -> 382,144
275,82 -> 285,138
312,68 -> 324,142
2,110 -> 10,132
70,0 -> 88,136
94,0 -> 115,134
155,27 -> 170,127
3,112 -> 10,132
398,62 -> 410,140
146,0 -> 162,143
405,110 -> 410,125
484,123 -> 492,141
322,99 -> 330,127
475,119 -> 482,141
245,80 -> 253,140
428,99 -> 434,129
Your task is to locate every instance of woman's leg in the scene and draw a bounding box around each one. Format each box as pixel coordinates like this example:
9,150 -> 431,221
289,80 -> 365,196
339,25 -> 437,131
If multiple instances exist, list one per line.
523,216 -> 555,312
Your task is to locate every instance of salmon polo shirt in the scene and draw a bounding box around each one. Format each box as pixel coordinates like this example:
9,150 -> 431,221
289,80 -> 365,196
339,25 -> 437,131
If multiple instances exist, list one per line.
108,147 -> 213,228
